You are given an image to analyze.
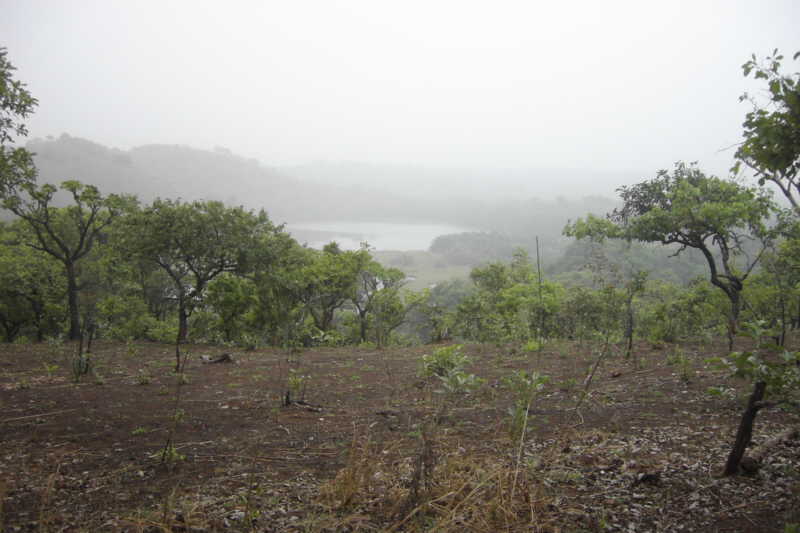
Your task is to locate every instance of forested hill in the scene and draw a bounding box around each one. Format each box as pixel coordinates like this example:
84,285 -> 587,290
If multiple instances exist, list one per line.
28,135 -> 301,224
26,135 -> 466,226
25,135 -> 622,237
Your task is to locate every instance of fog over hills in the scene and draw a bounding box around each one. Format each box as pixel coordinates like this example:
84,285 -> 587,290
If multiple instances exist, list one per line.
28,135 -> 621,242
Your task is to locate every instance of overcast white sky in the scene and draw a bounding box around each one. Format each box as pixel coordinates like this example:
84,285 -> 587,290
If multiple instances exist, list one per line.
2,1 -> 798,180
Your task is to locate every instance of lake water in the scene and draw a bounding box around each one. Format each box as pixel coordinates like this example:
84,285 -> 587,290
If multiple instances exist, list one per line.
287,221 -> 470,251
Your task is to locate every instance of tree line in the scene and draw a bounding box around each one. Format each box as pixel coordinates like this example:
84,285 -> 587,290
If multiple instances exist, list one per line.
1,47 -> 799,364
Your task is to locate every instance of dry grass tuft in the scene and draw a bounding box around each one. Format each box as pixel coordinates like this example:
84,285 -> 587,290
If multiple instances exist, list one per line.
319,427 -> 381,510
319,423 -> 567,532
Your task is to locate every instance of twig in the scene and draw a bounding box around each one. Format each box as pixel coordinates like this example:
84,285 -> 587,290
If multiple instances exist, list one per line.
1,409 -> 78,424
189,452 -> 338,462
574,338 -> 611,412
386,490 -> 460,532
510,400 -> 532,502
572,409 -> 585,427
172,441 -> 215,449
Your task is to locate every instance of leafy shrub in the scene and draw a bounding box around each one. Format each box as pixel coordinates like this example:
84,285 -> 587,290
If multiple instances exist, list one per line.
502,370 -> 549,439
419,344 -> 470,378
97,295 -> 158,341
438,370 -> 485,395
523,339 -> 540,353
145,319 -> 179,344
70,353 -> 92,383
310,328 -> 346,347
238,333 -> 260,351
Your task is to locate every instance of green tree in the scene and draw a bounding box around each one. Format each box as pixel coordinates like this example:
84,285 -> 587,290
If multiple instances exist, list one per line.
2,180 -> 132,339
88,229 -> 167,342
298,243 -> 362,333
743,214 -> 800,346
455,250 -> 563,344
120,199 -> 276,365
609,162 -> 775,349
406,280 -> 472,343
564,214 -> 648,358
0,223 -> 65,341
637,279 -> 725,343
205,273 -> 257,343
351,249 -> 406,343
735,50 -> 800,211
247,236 -> 313,347
0,47 -> 38,198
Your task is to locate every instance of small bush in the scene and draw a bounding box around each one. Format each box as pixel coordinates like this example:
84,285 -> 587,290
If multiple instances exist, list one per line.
502,370 -> 549,439
70,353 -> 92,383
146,320 -> 179,344
135,370 -> 152,385
419,344 -> 470,378
523,339 -> 541,353
238,333 -> 259,351
98,295 -> 158,340
438,370 -> 485,395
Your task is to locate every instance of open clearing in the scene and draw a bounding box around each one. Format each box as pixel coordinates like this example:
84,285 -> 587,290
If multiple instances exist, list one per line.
1,339 -> 798,532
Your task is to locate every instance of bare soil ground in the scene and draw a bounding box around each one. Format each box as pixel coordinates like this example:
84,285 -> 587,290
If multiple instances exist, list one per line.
1,338 -> 798,532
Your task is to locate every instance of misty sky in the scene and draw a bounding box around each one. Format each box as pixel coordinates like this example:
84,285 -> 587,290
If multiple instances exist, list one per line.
3,1 -> 798,184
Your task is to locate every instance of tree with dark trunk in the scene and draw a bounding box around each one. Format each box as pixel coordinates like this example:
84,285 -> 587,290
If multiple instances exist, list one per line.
608,162 -> 775,350
723,381 -> 767,476
298,243 -> 361,334
713,322 -> 800,476
119,199 -> 275,369
351,248 -> 405,343
2,181 -> 131,339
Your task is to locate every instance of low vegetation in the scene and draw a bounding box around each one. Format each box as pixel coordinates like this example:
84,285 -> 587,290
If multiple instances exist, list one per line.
1,337 -> 799,531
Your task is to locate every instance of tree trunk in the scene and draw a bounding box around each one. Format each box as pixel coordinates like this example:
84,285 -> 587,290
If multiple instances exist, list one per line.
307,306 -> 323,331
795,294 -> 800,330
727,293 -> 741,352
624,298 -> 634,359
66,262 -> 81,340
178,301 -> 189,343
85,320 -> 95,353
359,310 -> 368,343
1,318 -> 21,342
778,298 -> 787,347
321,307 -> 334,332
723,381 -> 766,476
32,301 -> 44,342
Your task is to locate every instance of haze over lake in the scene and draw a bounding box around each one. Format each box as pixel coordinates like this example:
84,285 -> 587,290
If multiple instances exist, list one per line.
287,221 -> 471,251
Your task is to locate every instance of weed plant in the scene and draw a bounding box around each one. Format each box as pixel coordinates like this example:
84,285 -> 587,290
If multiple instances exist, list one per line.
502,370 -> 549,440
418,344 -> 469,379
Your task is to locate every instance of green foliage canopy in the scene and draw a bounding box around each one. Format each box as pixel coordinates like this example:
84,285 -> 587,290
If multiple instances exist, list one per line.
119,199 -> 277,349
2,180 -> 133,339
0,222 -> 65,341
0,47 -> 38,198
609,162 -> 776,346
735,50 -> 800,211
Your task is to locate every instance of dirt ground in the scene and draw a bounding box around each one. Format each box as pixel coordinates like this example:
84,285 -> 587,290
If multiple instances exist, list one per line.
1,338 -> 798,532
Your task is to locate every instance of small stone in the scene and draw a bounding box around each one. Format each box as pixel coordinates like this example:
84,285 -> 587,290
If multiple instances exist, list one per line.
740,456 -> 760,475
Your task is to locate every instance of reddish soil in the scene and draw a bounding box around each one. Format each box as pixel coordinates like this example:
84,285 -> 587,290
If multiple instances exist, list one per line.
1,338 -> 798,532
